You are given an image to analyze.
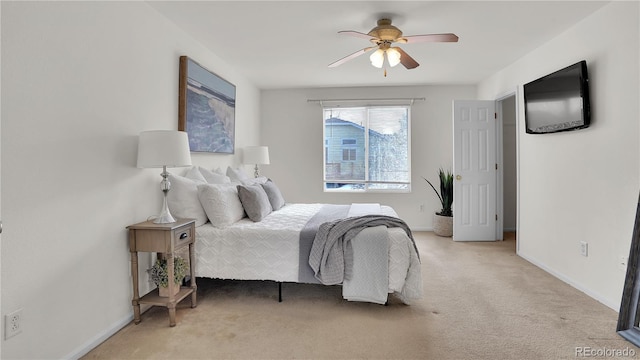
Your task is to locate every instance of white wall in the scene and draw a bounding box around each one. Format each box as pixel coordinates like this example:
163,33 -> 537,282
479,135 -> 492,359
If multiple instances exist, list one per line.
478,2 -> 640,309
260,85 -> 476,230
1,2 -> 260,358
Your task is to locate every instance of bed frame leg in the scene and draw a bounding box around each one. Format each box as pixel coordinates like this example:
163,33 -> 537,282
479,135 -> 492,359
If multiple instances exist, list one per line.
278,282 -> 282,302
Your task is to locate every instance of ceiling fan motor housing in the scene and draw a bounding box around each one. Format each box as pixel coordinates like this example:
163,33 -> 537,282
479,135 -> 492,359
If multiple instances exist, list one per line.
368,19 -> 403,41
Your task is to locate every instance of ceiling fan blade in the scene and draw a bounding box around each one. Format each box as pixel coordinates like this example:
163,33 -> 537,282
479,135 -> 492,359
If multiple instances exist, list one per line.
338,30 -> 378,41
395,47 -> 420,69
400,33 -> 459,43
328,46 -> 376,68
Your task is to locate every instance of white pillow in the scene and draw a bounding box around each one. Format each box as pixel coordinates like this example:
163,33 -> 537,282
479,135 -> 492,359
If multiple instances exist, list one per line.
184,166 -> 207,183
167,173 -> 208,227
241,176 -> 268,186
199,166 -> 231,184
226,166 -> 251,183
197,183 -> 246,228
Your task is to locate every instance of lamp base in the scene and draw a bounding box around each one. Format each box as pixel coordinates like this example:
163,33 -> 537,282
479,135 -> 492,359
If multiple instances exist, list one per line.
154,167 -> 177,223
154,212 -> 176,224
154,193 -> 176,223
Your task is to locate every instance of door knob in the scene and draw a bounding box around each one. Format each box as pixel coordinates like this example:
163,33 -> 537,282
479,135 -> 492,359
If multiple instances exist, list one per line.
456,175 -> 462,180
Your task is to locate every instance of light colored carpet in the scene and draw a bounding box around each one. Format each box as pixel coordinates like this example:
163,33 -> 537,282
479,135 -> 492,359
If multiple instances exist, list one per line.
83,232 -> 637,359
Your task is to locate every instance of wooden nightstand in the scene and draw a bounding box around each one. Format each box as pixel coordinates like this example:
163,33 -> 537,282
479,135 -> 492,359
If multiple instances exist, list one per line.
127,218 -> 197,327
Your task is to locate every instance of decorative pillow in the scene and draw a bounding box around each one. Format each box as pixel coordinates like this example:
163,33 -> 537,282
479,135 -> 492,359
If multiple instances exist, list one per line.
184,166 -> 207,183
261,179 -> 285,210
198,166 -> 231,184
237,184 -> 272,222
241,176 -> 268,186
166,173 -> 208,227
197,183 -> 246,227
226,166 -> 251,183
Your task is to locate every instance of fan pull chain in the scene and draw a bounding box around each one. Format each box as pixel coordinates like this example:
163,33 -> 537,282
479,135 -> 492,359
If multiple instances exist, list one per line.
384,68 -> 387,77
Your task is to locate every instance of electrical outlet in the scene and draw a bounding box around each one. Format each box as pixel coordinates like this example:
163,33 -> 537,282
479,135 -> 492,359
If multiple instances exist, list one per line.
419,204 -> 424,212
5,309 -> 23,339
580,241 -> 588,257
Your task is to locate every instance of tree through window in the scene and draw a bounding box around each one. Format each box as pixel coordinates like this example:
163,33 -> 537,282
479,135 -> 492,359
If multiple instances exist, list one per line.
323,106 -> 411,192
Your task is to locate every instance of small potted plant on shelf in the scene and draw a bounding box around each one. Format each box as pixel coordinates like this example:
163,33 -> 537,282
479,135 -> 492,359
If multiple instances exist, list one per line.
148,257 -> 188,297
423,168 -> 454,237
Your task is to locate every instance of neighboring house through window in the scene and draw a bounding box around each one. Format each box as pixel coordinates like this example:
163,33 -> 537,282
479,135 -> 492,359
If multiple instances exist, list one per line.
323,105 -> 411,192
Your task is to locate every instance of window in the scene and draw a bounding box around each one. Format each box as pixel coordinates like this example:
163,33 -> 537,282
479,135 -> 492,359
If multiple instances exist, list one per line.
323,106 -> 410,192
342,139 -> 357,161
342,148 -> 356,161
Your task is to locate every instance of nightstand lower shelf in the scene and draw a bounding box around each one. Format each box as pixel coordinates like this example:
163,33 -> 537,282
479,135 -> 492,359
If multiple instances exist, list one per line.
139,287 -> 194,307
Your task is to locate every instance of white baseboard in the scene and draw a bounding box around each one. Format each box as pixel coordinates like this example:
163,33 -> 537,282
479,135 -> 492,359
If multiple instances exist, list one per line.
65,313 -> 133,360
517,251 -> 619,311
410,227 -> 433,232
411,228 -> 519,235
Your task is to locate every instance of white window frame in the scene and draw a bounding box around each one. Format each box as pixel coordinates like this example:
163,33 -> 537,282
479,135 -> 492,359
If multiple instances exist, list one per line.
323,105 -> 412,193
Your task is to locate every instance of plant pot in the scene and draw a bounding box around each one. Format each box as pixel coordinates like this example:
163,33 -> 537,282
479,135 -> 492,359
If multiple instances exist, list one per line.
433,213 -> 453,237
158,285 -> 180,297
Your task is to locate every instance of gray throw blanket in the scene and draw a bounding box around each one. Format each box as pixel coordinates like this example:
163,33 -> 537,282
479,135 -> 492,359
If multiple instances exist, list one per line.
308,215 -> 417,285
342,225 -> 389,304
298,205 -> 350,283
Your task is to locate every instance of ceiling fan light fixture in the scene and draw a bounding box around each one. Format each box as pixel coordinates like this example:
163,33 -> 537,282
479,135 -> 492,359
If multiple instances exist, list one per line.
387,47 -> 401,67
331,18 -> 458,71
369,49 -> 385,68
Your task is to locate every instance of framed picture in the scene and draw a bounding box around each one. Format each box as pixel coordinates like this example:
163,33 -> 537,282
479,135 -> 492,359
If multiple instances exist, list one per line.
179,56 -> 236,154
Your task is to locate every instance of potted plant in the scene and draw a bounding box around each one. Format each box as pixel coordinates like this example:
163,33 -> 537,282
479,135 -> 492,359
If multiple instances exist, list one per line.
423,168 -> 454,237
148,257 -> 188,297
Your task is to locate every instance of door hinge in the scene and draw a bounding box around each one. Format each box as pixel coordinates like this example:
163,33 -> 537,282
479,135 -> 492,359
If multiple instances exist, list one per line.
496,214 -> 498,221
495,163 -> 498,170
494,112 -> 497,119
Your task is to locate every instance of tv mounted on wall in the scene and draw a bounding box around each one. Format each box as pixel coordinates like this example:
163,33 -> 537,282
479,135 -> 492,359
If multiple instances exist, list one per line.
524,60 -> 591,134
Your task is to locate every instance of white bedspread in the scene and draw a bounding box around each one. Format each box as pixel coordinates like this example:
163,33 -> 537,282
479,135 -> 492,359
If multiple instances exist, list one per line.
194,203 -> 423,302
347,203 -> 381,216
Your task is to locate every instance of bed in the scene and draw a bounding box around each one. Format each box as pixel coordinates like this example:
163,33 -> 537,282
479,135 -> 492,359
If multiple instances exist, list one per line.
193,203 -> 423,304
167,166 -> 423,305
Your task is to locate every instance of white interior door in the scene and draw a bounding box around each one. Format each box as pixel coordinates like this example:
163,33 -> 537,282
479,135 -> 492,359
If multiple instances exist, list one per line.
453,100 -> 497,241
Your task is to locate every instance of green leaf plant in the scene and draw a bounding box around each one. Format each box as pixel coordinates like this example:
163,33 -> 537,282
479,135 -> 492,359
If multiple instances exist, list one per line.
422,168 -> 454,217
148,257 -> 188,288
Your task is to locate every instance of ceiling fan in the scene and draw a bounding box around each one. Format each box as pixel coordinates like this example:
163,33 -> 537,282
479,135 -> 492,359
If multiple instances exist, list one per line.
328,18 -> 459,75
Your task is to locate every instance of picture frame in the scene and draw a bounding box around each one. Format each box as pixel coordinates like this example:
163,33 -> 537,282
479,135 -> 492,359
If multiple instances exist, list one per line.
178,56 -> 236,154
617,191 -> 640,347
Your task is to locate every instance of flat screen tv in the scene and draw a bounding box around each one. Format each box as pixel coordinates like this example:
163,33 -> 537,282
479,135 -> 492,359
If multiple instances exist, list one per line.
524,60 -> 590,134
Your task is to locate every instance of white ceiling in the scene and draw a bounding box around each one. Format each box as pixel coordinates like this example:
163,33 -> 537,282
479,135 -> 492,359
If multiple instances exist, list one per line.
148,1 -> 609,89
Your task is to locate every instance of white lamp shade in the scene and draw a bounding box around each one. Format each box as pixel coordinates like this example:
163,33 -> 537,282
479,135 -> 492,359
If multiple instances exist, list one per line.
387,48 -> 401,67
137,130 -> 192,168
243,146 -> 270,165
369,49 -> 384,68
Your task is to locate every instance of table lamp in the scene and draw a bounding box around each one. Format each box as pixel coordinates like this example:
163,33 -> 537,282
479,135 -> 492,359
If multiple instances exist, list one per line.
243,146 -> 270,177
137,130 -> 192,223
